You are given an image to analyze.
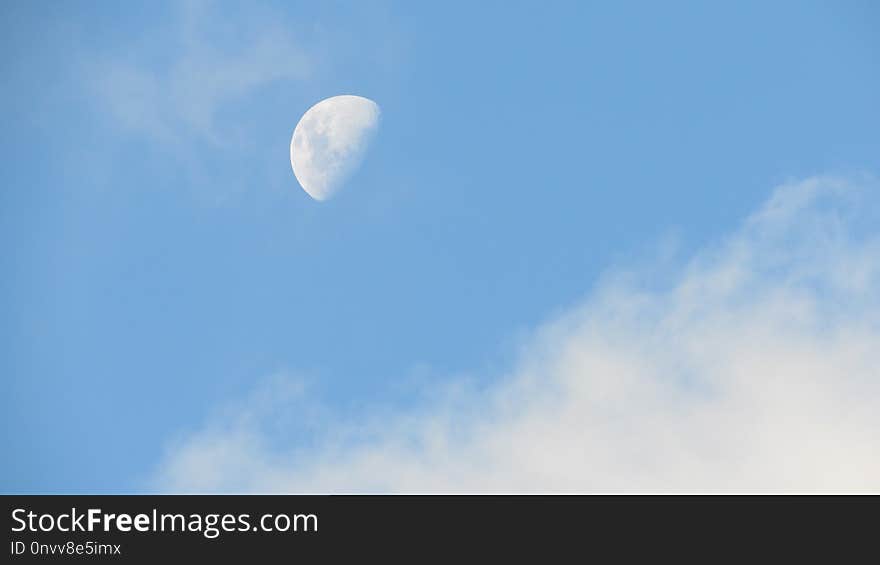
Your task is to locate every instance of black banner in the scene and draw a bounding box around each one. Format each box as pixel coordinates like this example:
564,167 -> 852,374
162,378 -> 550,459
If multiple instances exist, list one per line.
3,495 -> 876,561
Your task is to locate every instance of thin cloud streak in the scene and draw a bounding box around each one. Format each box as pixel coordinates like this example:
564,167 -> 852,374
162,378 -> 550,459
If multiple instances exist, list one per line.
88,1 -> 311,147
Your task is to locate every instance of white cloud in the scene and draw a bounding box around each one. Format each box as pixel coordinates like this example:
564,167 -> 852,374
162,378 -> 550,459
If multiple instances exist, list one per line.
155,176 -> 880,492
89,0 -> 311,146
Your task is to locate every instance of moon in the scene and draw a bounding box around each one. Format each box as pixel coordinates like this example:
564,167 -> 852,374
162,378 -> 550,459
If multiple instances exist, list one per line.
290,95 -> 381,201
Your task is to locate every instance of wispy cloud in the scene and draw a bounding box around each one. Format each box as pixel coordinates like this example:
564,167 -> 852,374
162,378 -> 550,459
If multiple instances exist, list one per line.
88,1 -> 311,147
155,175 -> 880,492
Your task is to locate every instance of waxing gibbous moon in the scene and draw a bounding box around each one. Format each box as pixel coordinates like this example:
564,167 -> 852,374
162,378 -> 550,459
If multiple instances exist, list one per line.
290,95 -> 381,201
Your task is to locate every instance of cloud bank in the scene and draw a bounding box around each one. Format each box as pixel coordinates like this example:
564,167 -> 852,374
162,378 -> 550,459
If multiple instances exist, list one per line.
157,176 -> 880,492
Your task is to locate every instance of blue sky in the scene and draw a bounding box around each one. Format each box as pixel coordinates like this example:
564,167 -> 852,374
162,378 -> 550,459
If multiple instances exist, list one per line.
2,1 -> 879,492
